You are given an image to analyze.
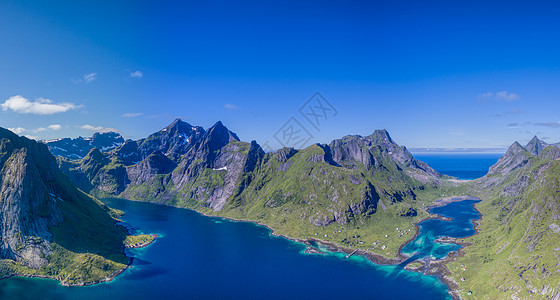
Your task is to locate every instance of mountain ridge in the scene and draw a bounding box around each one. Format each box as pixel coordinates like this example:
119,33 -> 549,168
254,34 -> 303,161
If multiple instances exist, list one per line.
53,119 -> 449,265
447,138 -> 560,299
44,131 -> 124,160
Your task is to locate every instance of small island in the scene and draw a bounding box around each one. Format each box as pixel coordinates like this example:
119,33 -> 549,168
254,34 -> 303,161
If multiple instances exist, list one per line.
124,234 -> 159,248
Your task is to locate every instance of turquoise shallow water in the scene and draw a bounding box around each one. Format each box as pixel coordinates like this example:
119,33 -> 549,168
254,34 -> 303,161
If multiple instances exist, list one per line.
0,198 -> 451,300
401,200 -> 481,261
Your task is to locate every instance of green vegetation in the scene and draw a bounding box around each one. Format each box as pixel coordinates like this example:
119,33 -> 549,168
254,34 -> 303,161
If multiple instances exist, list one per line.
448,148 -> 560,299
124,235 -> 157,248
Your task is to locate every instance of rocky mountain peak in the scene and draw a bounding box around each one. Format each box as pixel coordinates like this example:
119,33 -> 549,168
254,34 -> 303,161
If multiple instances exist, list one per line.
83,147 -> 109,163
368,129 -> 395,145
324,130 -> 439,182
163,118 -> 195,135
525,135 -> 549,156
205,121 -> 240,148
91,132 -> 124,150
510,141 -> 527,153
488,141 -> 531,176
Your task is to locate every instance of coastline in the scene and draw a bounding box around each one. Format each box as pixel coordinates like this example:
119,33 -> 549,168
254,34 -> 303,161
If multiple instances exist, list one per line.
414,196 -> 483,300
6,196 -> 479,295
1,220 -> 161,286
0,260 -> 131,287
194,195 -> 483,299
125,234 -> 160,249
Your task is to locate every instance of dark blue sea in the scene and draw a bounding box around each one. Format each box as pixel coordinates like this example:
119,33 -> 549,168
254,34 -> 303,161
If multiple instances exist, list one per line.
0,154 -> 494,299
0,198 -> 450,300
414,153 -> 502,180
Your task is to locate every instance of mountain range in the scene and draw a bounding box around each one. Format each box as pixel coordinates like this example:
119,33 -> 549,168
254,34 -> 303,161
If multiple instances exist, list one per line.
54,119 -> 444,230
2,118 -> 560,299
45,132 -> 124,160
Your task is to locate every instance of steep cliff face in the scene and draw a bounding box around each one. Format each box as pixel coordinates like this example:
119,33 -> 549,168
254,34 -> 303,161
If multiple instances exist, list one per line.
0,133 -> 62,268
0,127 -> 128,284
171,139 -> 265,211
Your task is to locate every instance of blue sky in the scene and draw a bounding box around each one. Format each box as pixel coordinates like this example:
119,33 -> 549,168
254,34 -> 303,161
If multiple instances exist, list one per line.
1,1 -> 560,150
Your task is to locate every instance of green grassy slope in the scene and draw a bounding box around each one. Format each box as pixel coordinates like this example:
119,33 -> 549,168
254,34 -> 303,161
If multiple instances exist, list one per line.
449,147 -> 560,299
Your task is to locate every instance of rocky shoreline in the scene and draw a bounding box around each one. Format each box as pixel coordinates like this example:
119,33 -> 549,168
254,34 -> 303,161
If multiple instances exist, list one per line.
0,260 -> 131,287
125,234 -> 160,248
295,196 -> 483,300
0,232 -> 160,287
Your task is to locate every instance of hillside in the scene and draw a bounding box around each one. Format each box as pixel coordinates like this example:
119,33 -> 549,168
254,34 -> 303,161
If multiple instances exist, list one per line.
0,127 -> 129,285
448,137 -> 560,299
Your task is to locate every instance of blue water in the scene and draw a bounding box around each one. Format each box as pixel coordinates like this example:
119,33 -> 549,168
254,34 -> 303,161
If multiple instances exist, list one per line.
414,153 -> 502,180
0,198 -> 451,300
401,200 -> 481,262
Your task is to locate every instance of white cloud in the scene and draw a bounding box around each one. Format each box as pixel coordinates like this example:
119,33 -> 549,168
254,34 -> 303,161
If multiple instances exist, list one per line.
479,91 -> 520,102
9,124 -> 64,134
1,95 -> 79,115
81,124 -> 104,131
80,124 -> 119,133
32,124 -> 64,133
130,71 -> 143,78
24,135 -> 39,140
534,121 -> 560,128
8,127 -> 26,134
224,103 -> 239,110
122,112 -> 143,117
48,124 -> 62,131
84,72 -> 97,83
495,91 -> 520,101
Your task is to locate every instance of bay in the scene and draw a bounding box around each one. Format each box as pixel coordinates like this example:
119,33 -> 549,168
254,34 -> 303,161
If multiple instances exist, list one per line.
401,200 -> 481,261
0,198 -> 450,300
